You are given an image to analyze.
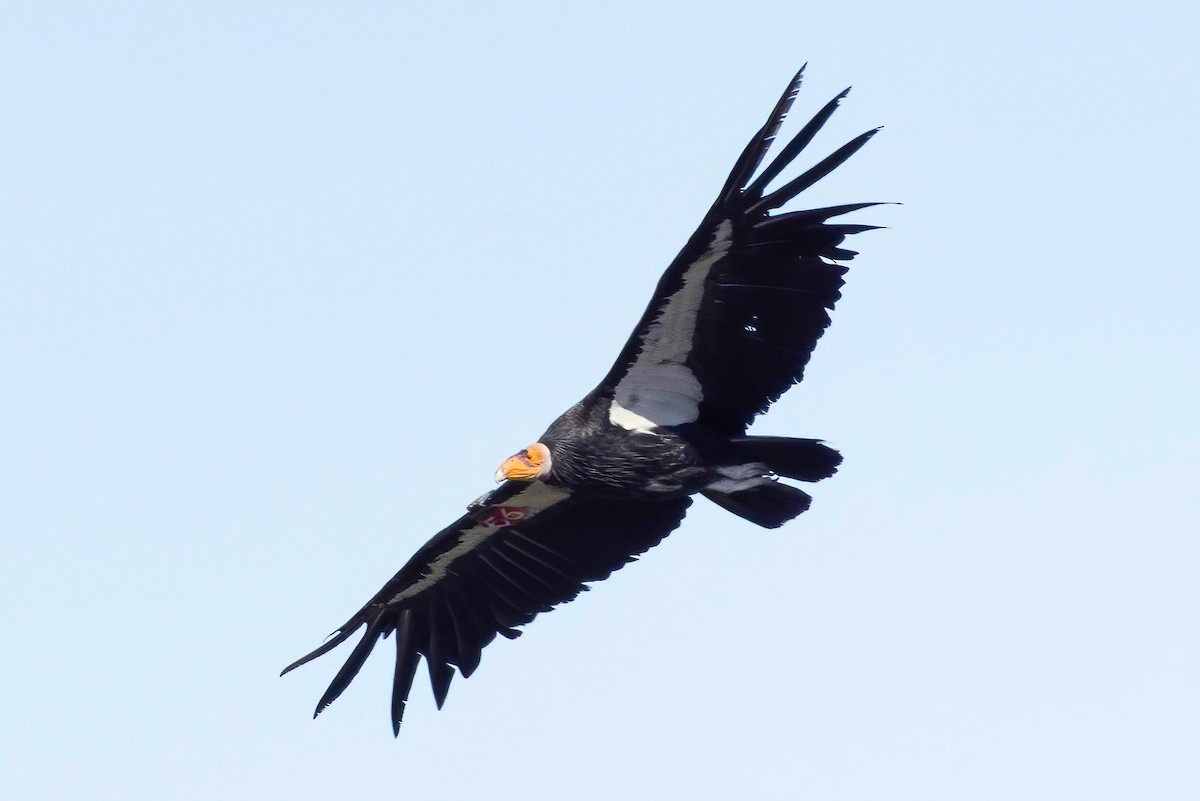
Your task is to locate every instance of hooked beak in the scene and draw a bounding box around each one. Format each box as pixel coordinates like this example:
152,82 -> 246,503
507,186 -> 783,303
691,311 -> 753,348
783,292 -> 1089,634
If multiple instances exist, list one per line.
494,443 -> 550,483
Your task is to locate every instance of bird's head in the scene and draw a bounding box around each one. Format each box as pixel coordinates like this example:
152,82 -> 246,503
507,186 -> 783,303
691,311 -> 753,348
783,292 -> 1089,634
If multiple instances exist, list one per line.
494,442 -> 552,483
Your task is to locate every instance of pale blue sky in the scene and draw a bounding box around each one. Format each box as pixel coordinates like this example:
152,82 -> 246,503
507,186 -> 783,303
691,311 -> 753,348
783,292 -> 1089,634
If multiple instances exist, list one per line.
3,2 -> 1198,799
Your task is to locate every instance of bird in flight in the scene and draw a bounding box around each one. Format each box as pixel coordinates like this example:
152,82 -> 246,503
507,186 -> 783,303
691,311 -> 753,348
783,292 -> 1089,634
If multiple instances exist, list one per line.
283,66 -> 880,735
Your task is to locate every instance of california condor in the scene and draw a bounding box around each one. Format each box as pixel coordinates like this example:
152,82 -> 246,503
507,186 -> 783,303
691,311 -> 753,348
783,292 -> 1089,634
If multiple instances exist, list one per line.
283,66 -> 880,734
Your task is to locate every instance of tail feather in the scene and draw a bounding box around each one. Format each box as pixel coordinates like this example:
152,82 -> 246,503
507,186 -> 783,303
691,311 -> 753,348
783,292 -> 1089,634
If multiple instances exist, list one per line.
726,436 -> 842,482
703,483 -> 812,529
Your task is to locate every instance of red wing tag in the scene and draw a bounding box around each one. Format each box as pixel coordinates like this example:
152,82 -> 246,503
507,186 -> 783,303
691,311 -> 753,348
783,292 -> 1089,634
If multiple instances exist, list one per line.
476,505 -> 530,529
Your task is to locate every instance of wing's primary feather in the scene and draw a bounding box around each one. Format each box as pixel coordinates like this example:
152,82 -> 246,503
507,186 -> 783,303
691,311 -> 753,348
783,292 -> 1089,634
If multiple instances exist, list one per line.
389,609 -> 420,734
744,87 -> 849,198
716,65 -> 807,204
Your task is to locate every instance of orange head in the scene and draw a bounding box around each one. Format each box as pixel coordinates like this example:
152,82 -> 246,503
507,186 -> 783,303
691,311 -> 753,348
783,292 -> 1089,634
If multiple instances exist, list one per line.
494,442 -> 552,483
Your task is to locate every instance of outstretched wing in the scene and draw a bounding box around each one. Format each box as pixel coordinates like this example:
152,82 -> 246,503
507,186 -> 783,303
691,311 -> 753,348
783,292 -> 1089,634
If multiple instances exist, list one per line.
282,481 -> 691,734
599,67 -> 881,436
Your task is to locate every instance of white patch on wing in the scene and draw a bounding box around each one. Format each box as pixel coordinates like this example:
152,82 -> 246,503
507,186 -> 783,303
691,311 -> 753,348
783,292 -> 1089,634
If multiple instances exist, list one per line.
387,482 -> 571,604
608,399 -> 659,434
611,363 -> 703,430
612,220 -> 733,428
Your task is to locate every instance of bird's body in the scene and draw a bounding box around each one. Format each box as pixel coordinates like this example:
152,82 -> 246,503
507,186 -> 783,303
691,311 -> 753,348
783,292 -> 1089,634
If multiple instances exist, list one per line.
284,67 -> 880,734
539,399 -> 710,499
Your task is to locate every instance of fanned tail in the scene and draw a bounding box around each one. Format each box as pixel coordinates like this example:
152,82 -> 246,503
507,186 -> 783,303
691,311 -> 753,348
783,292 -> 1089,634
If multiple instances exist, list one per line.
703,437 -> 841,528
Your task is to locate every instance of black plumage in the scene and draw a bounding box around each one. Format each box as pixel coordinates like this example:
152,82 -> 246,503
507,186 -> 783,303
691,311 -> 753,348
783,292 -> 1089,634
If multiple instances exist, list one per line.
283,66 -> 880,734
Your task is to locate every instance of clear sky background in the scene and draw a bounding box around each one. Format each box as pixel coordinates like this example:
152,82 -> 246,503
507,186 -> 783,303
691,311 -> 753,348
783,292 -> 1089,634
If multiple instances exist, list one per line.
3,2 -> 1197,799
